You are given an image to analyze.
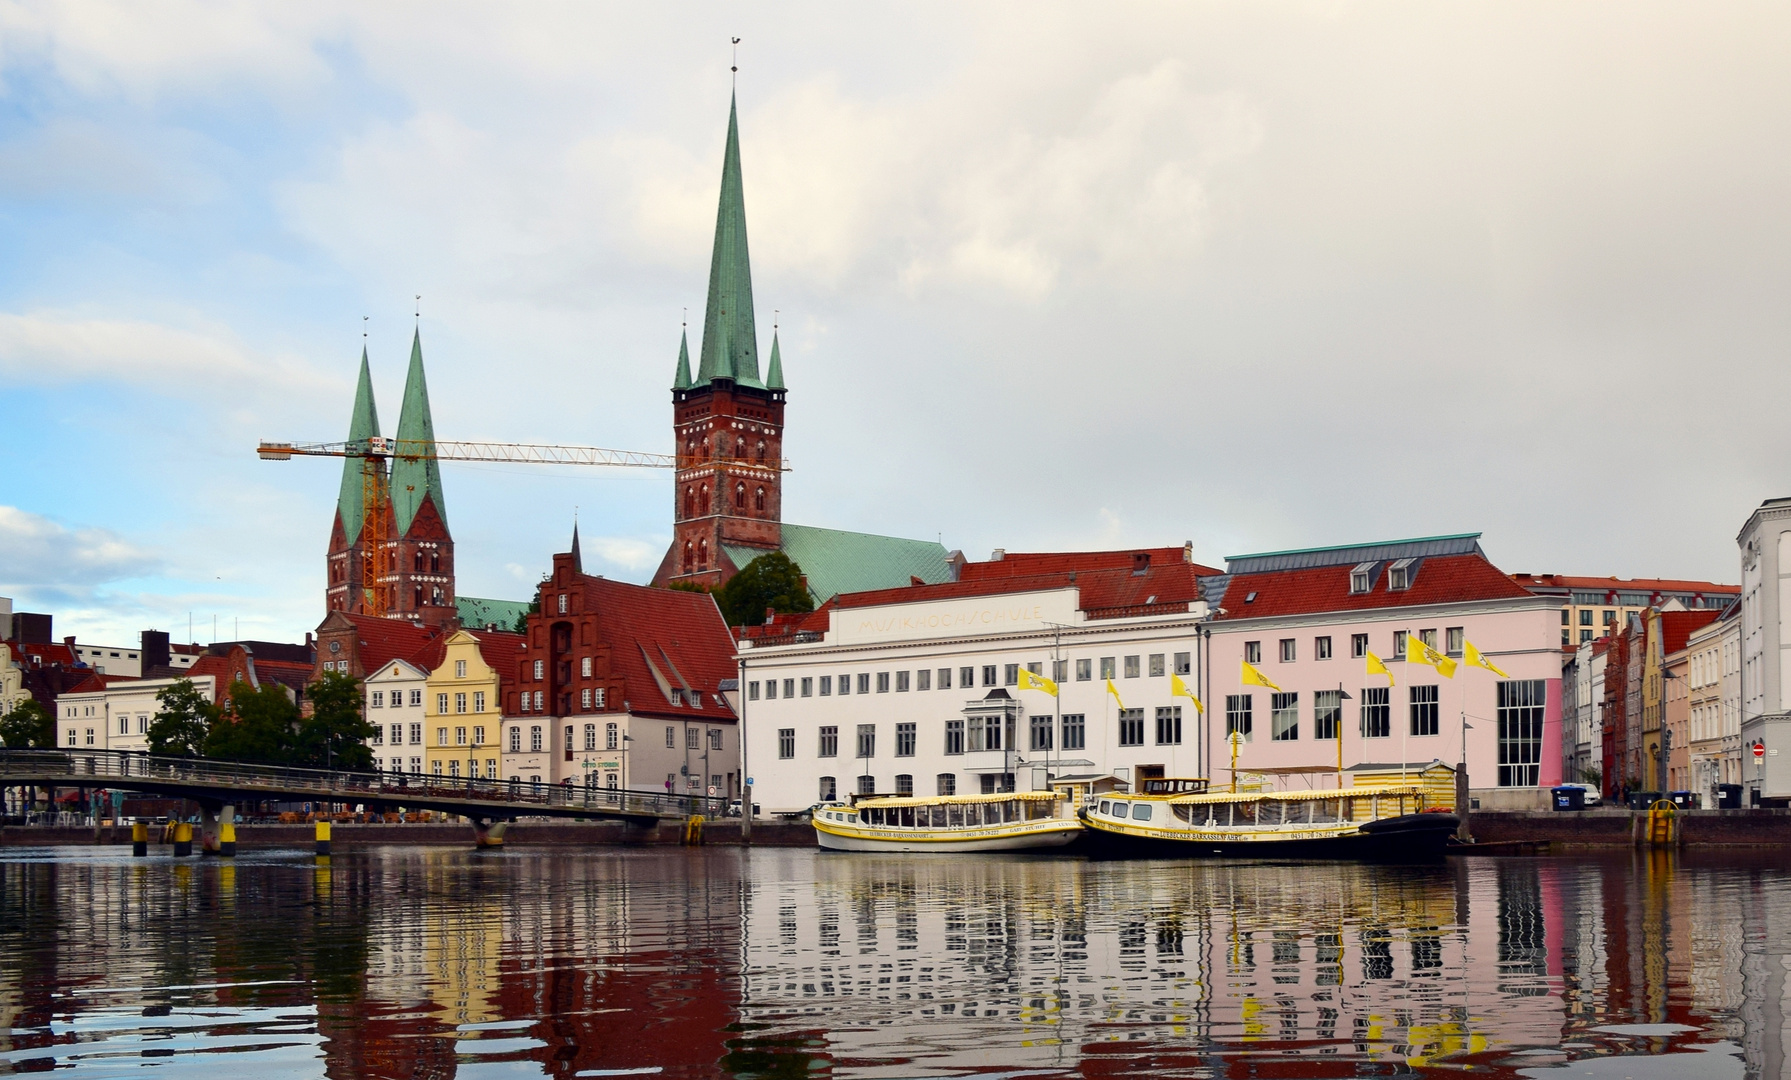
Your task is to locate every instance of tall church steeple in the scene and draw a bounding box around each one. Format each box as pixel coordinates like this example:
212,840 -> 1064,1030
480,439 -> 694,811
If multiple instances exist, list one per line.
693,94 -> 762,389
325,347 -> 393,616
387,328 -> 456,627
336,347 -> 383,546
393,329 -> 447,536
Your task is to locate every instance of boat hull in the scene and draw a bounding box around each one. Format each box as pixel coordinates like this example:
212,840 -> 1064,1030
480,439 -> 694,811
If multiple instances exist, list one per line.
1084,812 -> 1459,862
814,821 -> 1084,853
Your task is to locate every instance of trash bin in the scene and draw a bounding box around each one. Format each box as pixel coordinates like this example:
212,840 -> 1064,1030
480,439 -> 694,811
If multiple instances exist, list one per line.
1669,790 -> 1696,810
1627,790 -> 1663,810
1718,784 -> 1743,809
1552,786 -> 1585,812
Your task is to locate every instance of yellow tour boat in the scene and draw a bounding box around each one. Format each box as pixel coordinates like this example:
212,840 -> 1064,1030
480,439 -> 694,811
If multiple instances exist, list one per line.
1081,776 -> 1459,860
812,790 -> 1084,853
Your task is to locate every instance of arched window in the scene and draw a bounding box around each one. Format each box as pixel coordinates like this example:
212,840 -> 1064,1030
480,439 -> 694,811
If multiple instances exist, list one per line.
698,538 -> 709,569
756,439 -> 766,461
414,585 -> 423,607
430,551 -> 440,573
755,486 -> 766,513
684,486 -> 695,518
683,540 -> 694,571
414,551 -> 424,572
701,437 -> 709,460
735,482 -> 746,510
699,484 -> 709,512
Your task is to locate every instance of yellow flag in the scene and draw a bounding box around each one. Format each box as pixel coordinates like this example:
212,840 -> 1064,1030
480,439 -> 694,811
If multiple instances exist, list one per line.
1106,679 -> 1125,711
1407,635 -> 1459,678
1366,650 -> 1395,687
1017,666 -> 1058,696
1240,660 -> 1282,692
1463,640 -> 1509,678
1171,672 -> 1204,713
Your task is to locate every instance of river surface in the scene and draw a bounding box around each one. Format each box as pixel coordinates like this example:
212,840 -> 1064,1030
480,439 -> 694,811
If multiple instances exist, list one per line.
0,846 -> 1785,1079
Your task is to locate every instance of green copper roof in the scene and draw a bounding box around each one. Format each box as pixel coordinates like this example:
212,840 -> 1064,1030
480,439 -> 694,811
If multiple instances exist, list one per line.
456,595 -> 529,631
672,327 -> 692,390
392,329 -> 447,536
765,330 -> 785,390
693,94 -> 763,389
336,347 -> 384,545
722,523 -> 952,606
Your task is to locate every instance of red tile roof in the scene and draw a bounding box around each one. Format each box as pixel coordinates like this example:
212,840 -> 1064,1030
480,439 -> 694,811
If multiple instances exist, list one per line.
1659,609 -> 1722,656
8,641 -> 78,668
1512,573 -> 1739,596
1212,553 -> 1532,620
829,562 -> 1209,620
960,547 -> 1221,580
335,614 -> 442,674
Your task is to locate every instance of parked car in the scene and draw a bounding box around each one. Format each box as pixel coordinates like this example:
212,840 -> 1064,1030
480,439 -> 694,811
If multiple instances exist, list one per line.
1559,782 -> 1602,807
724,800 -> 762,818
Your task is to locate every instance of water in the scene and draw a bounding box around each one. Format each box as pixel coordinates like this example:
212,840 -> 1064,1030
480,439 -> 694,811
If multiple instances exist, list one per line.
0,846 -> 1784,1079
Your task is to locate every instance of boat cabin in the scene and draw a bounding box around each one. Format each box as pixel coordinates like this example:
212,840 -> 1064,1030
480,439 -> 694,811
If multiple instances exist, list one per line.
1140,777 -> 1209,795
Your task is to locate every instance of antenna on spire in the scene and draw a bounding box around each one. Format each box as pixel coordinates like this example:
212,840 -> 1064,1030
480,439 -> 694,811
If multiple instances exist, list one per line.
731,37 -> 740,86
414,295 -> 421,321
363,315 -> 369,342
774,308 -> 779,331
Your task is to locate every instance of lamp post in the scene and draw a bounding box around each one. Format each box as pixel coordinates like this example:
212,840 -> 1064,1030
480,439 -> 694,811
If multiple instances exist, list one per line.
1658,669 -> 1677,798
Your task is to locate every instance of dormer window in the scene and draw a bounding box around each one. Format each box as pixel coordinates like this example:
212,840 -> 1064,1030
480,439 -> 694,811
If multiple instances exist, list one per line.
1388,558 -> 1414,591
1349,562 -> 1376,595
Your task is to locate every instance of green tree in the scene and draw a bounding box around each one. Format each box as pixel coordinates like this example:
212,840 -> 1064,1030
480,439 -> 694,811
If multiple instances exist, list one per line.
717,552 -> 815,627
146,679 -> 218,757
511,598 -> 540,634
0,699 -> 55,749
204,680 -> 299,764
296,670 -> 377,770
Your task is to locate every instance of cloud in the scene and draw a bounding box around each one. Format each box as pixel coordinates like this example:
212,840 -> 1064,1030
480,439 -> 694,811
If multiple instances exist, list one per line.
0,505 -> 159,590
0,311 -> 332,398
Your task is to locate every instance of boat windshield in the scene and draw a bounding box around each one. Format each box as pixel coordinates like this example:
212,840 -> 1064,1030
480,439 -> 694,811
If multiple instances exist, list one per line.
1141,778 -> 1208,795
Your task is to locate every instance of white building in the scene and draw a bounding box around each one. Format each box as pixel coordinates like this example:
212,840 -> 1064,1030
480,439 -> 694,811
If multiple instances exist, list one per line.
363,658 -> 429,775
1686,605 -> 1742,805
1738,497 -> 1791,806
55,674 -> 218,752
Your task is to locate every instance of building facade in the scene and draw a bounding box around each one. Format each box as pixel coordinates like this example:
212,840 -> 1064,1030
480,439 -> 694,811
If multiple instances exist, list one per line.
1738,497 -> 1791,805
56,674 -> 219,753
1512,574 -> 1738,648
422,630 -> 522,782
364,658 -> 429,775
1685,607 -> 1741,804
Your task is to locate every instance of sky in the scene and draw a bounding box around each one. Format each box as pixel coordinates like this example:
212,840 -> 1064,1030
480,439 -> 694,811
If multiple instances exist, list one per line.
3,1 -> 1790,647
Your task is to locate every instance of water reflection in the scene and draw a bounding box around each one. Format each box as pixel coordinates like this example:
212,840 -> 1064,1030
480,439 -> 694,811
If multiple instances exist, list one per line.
0,846 -> 1781,1078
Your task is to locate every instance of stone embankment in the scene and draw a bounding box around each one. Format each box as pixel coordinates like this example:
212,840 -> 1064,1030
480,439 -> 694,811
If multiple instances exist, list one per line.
0,819 -> 817,848
1467,808 -> 1791,848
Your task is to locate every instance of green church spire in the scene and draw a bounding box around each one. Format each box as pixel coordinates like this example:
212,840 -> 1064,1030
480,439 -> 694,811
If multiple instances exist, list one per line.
693,93 -> 762,389
673,326 -> 692,390
765,328 -> 785,391
391,329 -> 447,536
336,347 -> 383,545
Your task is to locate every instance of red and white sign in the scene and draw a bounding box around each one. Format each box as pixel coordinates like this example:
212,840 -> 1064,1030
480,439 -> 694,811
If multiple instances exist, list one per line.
1754,741 -> 1767,760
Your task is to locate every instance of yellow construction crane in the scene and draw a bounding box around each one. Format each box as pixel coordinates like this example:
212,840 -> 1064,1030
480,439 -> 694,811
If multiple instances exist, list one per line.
258,437 -> 789,616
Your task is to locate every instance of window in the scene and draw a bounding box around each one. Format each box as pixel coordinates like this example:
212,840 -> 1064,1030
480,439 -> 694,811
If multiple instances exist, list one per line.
778,729 -> 795,759
1148,654 -> 1165,677
857,775 -> 876,796
665,726 -> 676,748
557,593 -> 569,614
944,720 -> 964,755
960,667 -> 975,689
1410,685 -> 1439,736
474,691 -> 485,713
1360,687 -> 1391,738
534,660 -> 545,680
783,679 -> 795,699
455,726 -> 469,746
1388,558 -> 1413,591
1350,562 -> 1375,594
982,665 -> 998,687
1419,628 -> 1437,649
765,680 -> 777,701
1004,664 -> 1019,686
580,688 -> 592,710
748,681 -> 760,701
1497,680 -> 1547,786
895,774 -> 914,796
818,726 -> 839,757
529,725 -> 544,752
1445,627 -> 1464,656
1031,714 -> 1053,751
936,773 -> 956,796
1580,629 -> 1593,644
873,672 -> 888,693
1314,690 -> 1342,740
454,659 -> 467,679
687,727 -> 700,750
1244,642 -> 1261,664
819,776 -> 837,801
436,693 -> 448,714
1392,631 -> 1407,660
1099,657 -> 1116,679
581,657 -> 593,677
455,692 -> 467,714
856,724 -> 876,758
1579,609 -> 1593,626
1123,656 -> 1140,679
1226,695 -> 1253,740
819,675 -> 832,696
709,729 -> 723,750
409,689 -> 422,707
1117,709 -> 1145,746
371,690 -> 385,708
837,673 -> 851,696
896,722 -> 916,756
1315,637 -> 1332,661
1279,639 -> 1296,663
1270,693 -> 1298,741
119,714 -> 128,735
916,669 -> 930,691
895,671 -> 910,692
1173,652 -> 1191,676
390,723 -> 403,745
435,726 -> 448,746
967,715 -> 1000,752
1077,659 -> 1093,681
1061,714 -> 1085,750
1155,706 -> 1182,745
937,668 -> 951,689
411,722 -> 423,745
1351,633 -> 1368,659
857,674 -> 871,695
606,723 -> 618,750
801,677 -> 813,698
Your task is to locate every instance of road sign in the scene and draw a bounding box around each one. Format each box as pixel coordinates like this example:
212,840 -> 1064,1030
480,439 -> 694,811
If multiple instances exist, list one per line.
1755,741 -> 1767,760
708,786 -> 717,796
745,777 -> 754,786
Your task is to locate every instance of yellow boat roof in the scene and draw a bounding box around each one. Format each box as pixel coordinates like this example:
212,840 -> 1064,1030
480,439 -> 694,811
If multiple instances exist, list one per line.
1114,785 -> 1432,806
856,790 -> 1061,809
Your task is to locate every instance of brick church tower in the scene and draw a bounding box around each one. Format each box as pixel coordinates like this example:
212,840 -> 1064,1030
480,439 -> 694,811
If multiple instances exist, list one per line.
652,93 -> 788,590
325,331 -> 458,627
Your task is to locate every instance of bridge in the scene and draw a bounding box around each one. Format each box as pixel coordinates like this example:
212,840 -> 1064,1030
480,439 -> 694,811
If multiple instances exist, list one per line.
0,749 -> 726,851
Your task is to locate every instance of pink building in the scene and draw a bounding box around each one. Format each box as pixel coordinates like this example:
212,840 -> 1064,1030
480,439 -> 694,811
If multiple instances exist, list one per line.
1201,534 -> 1563,801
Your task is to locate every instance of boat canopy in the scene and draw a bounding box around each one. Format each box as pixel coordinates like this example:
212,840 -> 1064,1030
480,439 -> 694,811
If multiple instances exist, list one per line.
1157,785 -> 1433,807
857,790 -> 1061,809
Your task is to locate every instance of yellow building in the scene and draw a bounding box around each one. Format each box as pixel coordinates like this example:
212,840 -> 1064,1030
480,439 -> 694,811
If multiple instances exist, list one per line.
423,629 -> 522,783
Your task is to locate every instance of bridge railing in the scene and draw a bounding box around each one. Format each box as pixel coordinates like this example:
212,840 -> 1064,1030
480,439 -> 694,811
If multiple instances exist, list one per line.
0,749 -> 728,818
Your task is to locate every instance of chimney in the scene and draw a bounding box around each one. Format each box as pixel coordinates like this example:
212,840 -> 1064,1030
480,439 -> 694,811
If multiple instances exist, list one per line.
63,635 -> 78,661
1183,541 -> 1194,563
1132,552 -> 1151,576
990,548 -> 1006,561
141,630 -> 170,673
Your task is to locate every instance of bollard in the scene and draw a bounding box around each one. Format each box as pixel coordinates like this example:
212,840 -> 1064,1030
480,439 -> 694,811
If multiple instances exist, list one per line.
131,820 -> 148,858
314,819 -> 331,856
219,820 -> 236,857
172,821 -> 193,857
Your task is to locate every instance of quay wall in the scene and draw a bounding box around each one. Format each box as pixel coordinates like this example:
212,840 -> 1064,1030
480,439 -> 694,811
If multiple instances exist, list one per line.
1468,808 -> 1791,848
0,819 -> 817,849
